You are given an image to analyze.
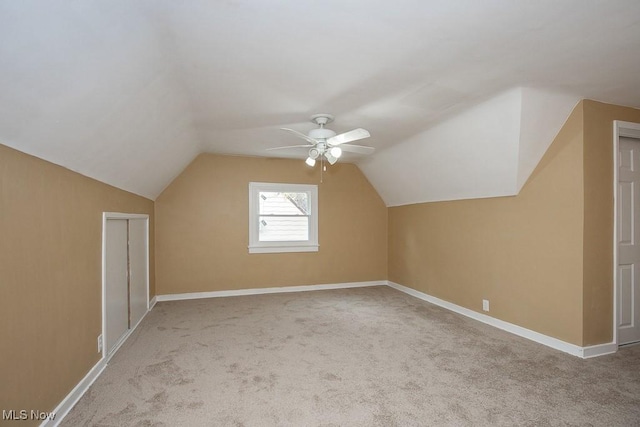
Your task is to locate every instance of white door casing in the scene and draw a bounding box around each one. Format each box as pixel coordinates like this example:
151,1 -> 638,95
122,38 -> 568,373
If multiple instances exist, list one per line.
617,133 -> 640,345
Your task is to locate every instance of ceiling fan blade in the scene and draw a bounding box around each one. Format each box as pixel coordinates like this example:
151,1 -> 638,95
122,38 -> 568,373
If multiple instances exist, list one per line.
338,144 -> 375,155
266,144 -> 314,151
327,128 -> 370,146
280,128 -> 317,145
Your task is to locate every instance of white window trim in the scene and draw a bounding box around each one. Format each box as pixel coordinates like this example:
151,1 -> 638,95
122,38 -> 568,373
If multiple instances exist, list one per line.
248,182 -> 319,254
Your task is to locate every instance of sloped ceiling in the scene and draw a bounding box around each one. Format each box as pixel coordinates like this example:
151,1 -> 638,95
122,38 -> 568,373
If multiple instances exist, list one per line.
0,1 -> 639,202
359,88 -> 580,206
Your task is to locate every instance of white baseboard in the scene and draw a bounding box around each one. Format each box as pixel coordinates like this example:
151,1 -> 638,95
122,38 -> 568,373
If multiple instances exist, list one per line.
40,358 -> 107,427
582,342 -> 618,358
156,280 -> 386,302
386,281 -> 616,359
50,298 -> 157,426
156,280 -> 618,359
149,295 -> 157,310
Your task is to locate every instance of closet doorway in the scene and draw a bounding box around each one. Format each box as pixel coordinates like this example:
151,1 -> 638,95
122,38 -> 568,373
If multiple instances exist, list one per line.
102,213 -> 149,358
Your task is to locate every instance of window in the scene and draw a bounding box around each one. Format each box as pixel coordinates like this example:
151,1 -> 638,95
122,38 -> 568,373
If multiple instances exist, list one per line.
248,182 -> 318,253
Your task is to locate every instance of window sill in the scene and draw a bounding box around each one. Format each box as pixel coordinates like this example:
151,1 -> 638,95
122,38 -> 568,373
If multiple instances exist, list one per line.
248,245 -> 319,254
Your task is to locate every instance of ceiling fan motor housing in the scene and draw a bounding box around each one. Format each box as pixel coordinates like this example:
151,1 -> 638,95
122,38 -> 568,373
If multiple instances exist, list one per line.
308,128 -> 336,140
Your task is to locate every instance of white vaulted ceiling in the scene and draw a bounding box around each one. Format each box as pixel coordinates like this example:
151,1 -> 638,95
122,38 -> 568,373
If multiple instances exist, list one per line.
1,1 -> 639,203
360,88 -> 580,205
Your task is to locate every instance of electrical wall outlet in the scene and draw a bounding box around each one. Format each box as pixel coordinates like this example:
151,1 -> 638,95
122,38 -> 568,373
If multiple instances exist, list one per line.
482,299 -> 490,312
97,335 -> 103,353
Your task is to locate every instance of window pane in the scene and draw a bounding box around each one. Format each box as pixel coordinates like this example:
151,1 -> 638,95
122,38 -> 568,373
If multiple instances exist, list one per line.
259,216 -> 309,241
249,182 -> 318,253
259,191 -> 309,215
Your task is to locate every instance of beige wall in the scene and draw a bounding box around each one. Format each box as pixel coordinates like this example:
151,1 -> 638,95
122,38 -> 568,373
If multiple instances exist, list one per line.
388,100 -> 640,347
389,103 -> 586,345
155,154 -> 387,294
582,100 -> 640,345
0,144 -> 155,425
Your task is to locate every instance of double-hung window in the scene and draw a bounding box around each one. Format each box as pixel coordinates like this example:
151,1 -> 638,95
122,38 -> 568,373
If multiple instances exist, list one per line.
248,182 -> 318,254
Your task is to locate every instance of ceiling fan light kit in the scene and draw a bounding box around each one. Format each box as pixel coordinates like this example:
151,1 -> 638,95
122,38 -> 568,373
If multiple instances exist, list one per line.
325,152 -> 338,165
309,147 -> 320,159
271,114 -> 374,168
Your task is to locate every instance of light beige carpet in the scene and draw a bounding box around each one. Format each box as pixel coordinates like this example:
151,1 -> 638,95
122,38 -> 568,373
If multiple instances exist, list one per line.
63,286 -> 640,426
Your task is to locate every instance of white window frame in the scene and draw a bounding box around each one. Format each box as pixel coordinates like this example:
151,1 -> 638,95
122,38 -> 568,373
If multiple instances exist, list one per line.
248,182 -> 319,254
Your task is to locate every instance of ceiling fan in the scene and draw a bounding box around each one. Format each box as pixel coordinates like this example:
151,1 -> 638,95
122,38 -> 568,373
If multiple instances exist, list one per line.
268,114 -> 374,167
